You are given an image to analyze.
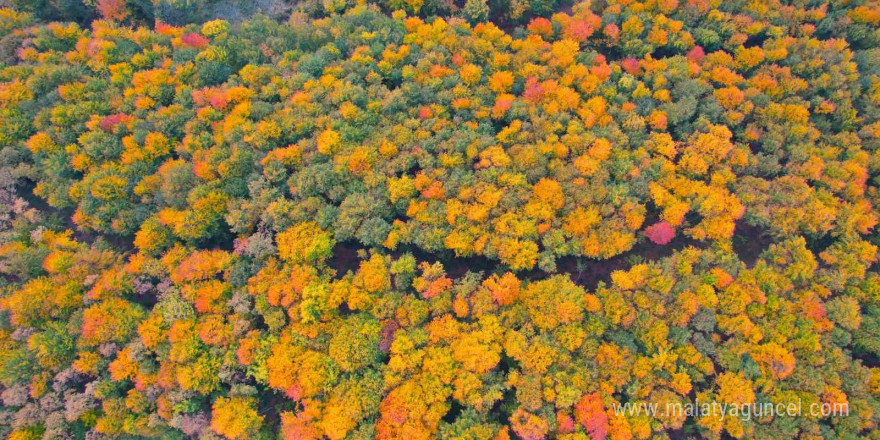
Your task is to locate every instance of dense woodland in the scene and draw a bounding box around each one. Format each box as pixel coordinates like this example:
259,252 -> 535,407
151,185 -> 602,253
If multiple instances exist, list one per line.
1,0 -> 880,439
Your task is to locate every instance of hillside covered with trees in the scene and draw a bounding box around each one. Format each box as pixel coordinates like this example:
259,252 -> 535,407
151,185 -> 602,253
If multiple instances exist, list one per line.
1,0 -> 880,439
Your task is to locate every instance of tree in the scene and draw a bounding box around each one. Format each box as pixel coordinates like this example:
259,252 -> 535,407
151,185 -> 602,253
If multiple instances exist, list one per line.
276,222 -> 335,265
574,393 -> 608,440
211,396 -> 263,440
644,221 -> 675,245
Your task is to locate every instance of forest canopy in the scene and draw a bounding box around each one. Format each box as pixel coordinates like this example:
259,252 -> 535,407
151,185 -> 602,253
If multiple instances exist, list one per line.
1,0 -> 880,439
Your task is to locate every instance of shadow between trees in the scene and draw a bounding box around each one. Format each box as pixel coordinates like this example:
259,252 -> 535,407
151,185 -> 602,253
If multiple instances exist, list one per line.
329,219 -> 772,292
